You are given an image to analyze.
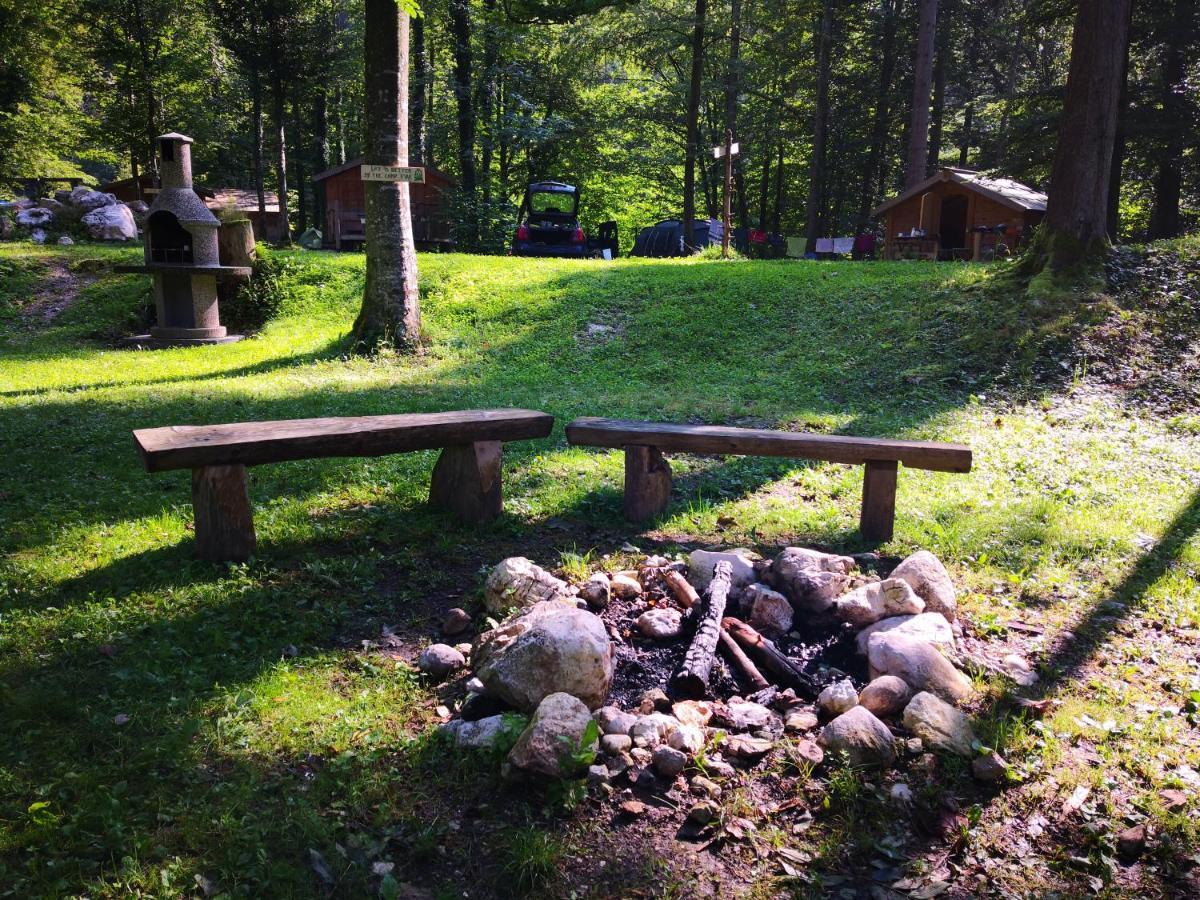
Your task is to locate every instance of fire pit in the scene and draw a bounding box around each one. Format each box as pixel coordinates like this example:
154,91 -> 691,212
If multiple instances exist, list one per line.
116,132 -> 249,347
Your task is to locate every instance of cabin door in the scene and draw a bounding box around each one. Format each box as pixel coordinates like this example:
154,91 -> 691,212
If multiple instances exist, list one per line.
939,195 -> 968,253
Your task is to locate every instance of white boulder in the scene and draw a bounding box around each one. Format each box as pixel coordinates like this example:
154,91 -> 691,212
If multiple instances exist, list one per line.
902,691 -> 976,756
473,602 -> 613,711
767,547 -> 856,614
441,713 -> 526,750
817,679 -> 859,716
82,204 -> 137,241
636,607 -> 682,640
507,692 -> 597,778
578,572 -> 611,609
855,611 -> 955,655
687,548 -> 760,592
73,189 -> 120,211
745,583 -> 793,634
834,578 -> 924,627
418,643 -> 466,680
818,705 -> 896,768
483,557 -> 570,614
867,632 -> 973,705
858,675 -> 913,718
890,550 -> 957,621
16,207 -> 54,228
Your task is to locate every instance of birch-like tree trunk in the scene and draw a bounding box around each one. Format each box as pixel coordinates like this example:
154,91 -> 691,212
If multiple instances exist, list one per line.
681,0 -> 707,253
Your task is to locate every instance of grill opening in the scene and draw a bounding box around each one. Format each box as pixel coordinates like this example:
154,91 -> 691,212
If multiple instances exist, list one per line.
148,211 -> 192,264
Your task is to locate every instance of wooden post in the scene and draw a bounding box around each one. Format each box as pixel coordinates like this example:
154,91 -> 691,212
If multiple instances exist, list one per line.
191,464 -> 256,562
860,459 -> 898,542
623,444 -> 672,521
429,440 -> 503,524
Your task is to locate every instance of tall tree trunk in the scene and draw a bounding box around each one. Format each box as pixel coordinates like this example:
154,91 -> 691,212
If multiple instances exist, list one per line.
904,0 -> 937,188
410,12 -> 427,166
858,0 -> 900,220
313,85 -> 329,235
293,93 -> 307,235
1148,0 -> 1193,239
449,0 -> 477,199
682,0 -> 707,253
724,0 -> 748,233
479,0 -> 499,207
1106,7 -> 1131,241
927,8 -> 947,176
353,0 -> 420,352
252,68 -> 266,220
771,139 -> 783,234
958,100 -> 972,166
996,19 -> 1024,169
272,78 -> 291,244
1026,0 -> 1131,274
804,0 -> 834,247
758,147 -> 770,227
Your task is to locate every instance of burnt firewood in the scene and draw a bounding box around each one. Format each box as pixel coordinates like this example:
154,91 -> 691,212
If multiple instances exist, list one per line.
718,628 -> 770,692
722,616 -> 820,700
662,569 -> 701,609
671,561 -> 732,699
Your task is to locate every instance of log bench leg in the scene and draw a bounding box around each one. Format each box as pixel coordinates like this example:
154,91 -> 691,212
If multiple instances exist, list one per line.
860,459 -> 898,542
191,464 -> 256,562
429,441 -> 503,524
623,444 -> 672,521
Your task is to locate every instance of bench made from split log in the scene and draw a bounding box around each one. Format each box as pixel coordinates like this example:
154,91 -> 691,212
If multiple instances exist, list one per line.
564,417 -> 971,541
134,409 -> 555,562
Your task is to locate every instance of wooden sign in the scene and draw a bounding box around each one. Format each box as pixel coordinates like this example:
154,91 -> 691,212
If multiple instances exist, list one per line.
360,165 -> 426,183
712,142 -> 740,159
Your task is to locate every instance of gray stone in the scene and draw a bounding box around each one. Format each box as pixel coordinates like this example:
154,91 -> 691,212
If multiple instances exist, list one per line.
72,189 -> 120,211
745,583 -> 794,634
587,764 -> 610,785
29,229 -> 46,244
723,734 -> 775,761
440,713 -> 526,750
902,692 -> 976,757
631,713 -> 678,748
16,207 -> 54,228
667,724 -> 705,755
858,675 -> 913,718
784,709 -> 819,732
653,745 -> 688,777
483,557 -> 570,614
687,548 -> 760,592
636,607 -> 682,640
442,607 -> 473,636
578,573 -> 611,609
867,633 -> 973,705
82,203 -> 136,241
691,775 -> 722,798
687,800 -> 720,825
855,612 -> 955,655
418,643 -> 465,680
890,550 -> 957,621
597,705 -> 638,736
56,235 -> 74,245
703,756 -> 737,778
507,692 -> 598,778
717,699 -> 779,732
834,578 -> 924,628
473,602 -> 613,711
818,705 -> 896,768
767,547 -> 856,615
639,688 -> 671,713
610,573 -> 642,600
600,733 -> 632,755
972,750 -> 1009,783
817,679 -> 859,716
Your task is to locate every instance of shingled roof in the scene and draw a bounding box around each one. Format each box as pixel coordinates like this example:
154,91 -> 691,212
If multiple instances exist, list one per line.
872,167 -> 1047,217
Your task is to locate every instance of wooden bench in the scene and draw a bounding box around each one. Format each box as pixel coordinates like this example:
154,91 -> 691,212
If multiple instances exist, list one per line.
134,409 -> 554,562
564,417 -> 971,541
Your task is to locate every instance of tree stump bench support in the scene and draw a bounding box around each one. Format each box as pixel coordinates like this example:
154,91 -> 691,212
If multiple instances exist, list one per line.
134,409 -> 554,562
565,417 -> 971,542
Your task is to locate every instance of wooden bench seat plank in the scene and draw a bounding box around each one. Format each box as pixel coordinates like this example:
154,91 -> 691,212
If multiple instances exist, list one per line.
135,409 -> 554,472
565,417 -> 971,473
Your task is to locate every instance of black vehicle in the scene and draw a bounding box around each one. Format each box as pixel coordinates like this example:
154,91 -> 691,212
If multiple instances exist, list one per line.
513,181 -> 588,257
631,217 -> 724,257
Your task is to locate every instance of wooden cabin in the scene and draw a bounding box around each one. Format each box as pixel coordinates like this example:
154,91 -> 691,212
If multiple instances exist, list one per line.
312,158 -> 456,250
102,175 -> 286,242
872,167 -> 1046,261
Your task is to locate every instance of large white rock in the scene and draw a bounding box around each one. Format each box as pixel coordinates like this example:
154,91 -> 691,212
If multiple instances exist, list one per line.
834,578 -> 924,627
16,207 -> 54,228
818,705 -> 896,767
688,548 -> 760,592
636,607 -> 682,639
441,713 -> 526,750
72,189 -> 120,212
473,602 -> 613,711
855,612 -> 955,655
902,691 -> 976,756
418,643 -> 466,680
890,550 -> 957,621
767,547 -> 856,615
867,633 -> 973,705
507,693 -> 597,778
817,679 -> 859,716
82,204 -> 137,241
746,583 -> 794,634
483,557 -> 570,615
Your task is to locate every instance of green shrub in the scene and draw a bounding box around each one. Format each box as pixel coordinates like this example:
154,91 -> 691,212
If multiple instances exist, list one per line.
219,250 -> 297,334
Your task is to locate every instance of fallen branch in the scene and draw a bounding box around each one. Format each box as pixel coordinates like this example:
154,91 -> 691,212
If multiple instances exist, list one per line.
671,561 -> 732,698
722,616 -> 819,700
719,628 -> 770,692
662,569 -> 700,609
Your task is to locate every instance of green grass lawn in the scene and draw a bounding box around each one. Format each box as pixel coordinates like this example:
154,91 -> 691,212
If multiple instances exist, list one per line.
1,244 -> 1198,897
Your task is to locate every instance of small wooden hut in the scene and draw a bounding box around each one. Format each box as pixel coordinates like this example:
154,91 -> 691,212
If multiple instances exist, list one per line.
312,158 -> 456,250
872,167 -> 1046,261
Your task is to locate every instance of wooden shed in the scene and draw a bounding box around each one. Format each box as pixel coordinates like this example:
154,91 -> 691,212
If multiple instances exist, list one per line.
312,158 -> 456,250
872,167 -> 1046,261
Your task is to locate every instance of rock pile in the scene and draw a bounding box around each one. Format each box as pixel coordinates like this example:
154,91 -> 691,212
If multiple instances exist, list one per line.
0,186 -> 139,243
423,546 -> 1001,794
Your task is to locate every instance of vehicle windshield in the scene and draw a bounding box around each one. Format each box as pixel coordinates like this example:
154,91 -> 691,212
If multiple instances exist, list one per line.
528,188 -> 577,216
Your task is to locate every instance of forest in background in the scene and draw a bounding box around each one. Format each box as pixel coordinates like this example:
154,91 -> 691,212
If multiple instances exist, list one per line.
1,0 -> 1197,252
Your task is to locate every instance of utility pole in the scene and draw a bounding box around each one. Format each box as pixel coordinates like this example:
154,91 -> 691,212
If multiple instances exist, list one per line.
713,130 -> 739,258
